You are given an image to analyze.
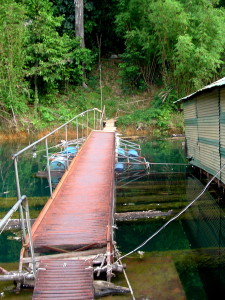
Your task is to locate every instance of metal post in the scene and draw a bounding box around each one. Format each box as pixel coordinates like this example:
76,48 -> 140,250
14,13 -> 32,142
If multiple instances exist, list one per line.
65,124 -> 69,169
76,117 -> 79,147
24,197 -> 36,277
94,109 -> 96,130
86,111 -> 88,137
99,64 -> 103,111
45,138 -> 53,197
82,114 -> 84,141
14,157 -> 26,241
97,111 -> 100,130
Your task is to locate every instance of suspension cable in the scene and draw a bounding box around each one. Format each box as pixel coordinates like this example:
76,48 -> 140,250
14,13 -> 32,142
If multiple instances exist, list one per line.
116,164 -> 225,263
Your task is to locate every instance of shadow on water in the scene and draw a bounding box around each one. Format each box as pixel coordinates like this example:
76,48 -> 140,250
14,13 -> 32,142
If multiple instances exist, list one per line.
1,138 -> 225,299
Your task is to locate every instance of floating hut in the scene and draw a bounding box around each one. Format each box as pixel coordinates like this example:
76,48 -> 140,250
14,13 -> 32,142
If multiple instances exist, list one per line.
176,77 -> 225,184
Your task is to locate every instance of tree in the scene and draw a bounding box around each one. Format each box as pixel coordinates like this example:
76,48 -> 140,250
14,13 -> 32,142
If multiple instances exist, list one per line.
0,0 -> 28,128
115,0 -> 225,95
115,0 -> 156,90
23,0 -> 92,109
24,0 -> 69,109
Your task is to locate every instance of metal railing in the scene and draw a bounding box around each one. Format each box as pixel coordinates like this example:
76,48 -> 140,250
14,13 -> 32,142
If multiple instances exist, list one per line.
12,108 -> 104,197
0,195 -> 36,276
0,108 -> 104,276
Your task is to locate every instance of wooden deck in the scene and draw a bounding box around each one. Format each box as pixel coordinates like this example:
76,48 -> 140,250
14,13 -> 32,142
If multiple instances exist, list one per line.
29,130 -> 116,298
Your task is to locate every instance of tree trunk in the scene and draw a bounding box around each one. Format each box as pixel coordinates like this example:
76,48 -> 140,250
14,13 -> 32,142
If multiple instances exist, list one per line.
74,0 -> 85,48
74,0 -> 87,88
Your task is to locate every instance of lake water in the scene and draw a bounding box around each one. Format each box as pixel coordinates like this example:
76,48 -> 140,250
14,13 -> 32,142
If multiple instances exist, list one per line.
1,137 -> 225,299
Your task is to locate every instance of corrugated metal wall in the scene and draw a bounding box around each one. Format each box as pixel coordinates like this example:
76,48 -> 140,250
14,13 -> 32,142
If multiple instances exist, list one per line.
184,89 -> 221,181
197,90 -> 220,178
184,99 -> 199,165
220,87 -> 225,183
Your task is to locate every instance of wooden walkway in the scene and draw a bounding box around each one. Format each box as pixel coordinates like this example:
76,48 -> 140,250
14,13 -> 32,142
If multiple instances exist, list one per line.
29,130 -> 115,298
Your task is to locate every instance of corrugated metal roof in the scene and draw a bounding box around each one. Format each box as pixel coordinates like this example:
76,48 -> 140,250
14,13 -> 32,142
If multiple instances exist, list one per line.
175,77 -> 225,103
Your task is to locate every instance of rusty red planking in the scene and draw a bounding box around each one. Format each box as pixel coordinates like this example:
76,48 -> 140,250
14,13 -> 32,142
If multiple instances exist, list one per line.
33,259 -> 93,299
32,131 -> 115,251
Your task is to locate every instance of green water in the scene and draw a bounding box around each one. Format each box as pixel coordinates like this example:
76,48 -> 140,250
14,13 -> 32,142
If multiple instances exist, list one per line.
0,138 -> 225,299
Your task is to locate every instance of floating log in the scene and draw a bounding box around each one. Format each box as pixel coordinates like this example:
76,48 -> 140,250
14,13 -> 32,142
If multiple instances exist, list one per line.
94,280 -> 130,297
0,269 -> 34,282
1,210 -> 174,230
114,209 -> 173,221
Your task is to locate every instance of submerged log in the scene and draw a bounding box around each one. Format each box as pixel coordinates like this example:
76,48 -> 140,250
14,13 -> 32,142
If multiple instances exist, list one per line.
115,209 -> 173,221
94,280 -> 130,297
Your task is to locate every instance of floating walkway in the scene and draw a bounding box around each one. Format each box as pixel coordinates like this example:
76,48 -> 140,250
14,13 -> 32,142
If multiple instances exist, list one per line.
31,130 -> 115,252
29,130 -> 115,298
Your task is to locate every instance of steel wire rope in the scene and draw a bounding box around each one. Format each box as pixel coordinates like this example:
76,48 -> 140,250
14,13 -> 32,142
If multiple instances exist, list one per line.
117,171 -> 150,187
117,170 -> 148,183
116,163 -> 225,263
114,245 -> 136,300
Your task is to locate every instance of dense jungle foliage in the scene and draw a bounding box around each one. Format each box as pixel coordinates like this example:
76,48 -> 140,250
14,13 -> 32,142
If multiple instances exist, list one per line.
1,0 -> 225,135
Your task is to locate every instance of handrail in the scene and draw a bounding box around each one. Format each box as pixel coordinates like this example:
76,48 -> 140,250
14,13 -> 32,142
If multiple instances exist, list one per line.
0,195 -> 36,276
12,108 -> 104,198
12,108 -> 103,159
1,107 -> 105,279
6,107 -> 104,277
0,195 -> 26,231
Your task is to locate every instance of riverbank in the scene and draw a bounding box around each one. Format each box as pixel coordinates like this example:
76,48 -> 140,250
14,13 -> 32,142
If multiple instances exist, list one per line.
0,59 -> 184,140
